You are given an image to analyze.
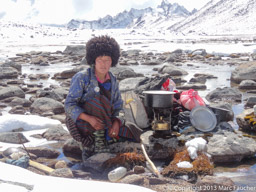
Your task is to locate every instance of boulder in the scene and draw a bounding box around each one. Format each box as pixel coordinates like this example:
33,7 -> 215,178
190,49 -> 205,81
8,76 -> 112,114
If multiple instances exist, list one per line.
58,65 -> 89,79
36,89 -> 64,102
63,45 -> 86,55
62,138 -> 81,156
176,83 -> 207,90
231,62 -> 256,84
30,97 -> 64,115
83,153 -> 116,172
196,176 -> 235,192
0,67 -> 19,79
0,132 -> 29,144
236,108 -> 254,132
1,61 -> 22,72
42,126 -> 71,141
9,97 -> 32,107
158,64 -> 188,76
238,80 -> 256,89
141,60 -> 161,65
206,87 -> 242,103
26,147 -> 60,158
119,77 -> 145,92
207,130 -> 256,163
245,96 -> 256,108
0,86 -> 25,100
110,67 -> 143,80
50,168 -> 74,178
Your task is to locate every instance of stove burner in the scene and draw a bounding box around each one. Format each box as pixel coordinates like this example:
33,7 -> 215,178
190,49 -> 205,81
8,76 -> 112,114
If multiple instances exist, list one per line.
152,108 -> 172,132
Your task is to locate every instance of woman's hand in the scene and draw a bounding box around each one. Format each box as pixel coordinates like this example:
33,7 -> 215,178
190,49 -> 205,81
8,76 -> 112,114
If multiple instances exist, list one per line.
109,120 -> 120,138
78,113 -> 104,130
88,116 -> 104,130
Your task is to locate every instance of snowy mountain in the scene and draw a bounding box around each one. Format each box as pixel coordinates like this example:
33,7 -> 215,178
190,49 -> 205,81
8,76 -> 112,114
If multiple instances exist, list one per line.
168,0 -> 256,35
67,0 -> 192,30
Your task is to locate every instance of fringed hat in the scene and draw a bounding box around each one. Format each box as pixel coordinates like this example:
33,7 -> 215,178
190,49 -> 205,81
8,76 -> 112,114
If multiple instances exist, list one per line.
85,35 -> 120,67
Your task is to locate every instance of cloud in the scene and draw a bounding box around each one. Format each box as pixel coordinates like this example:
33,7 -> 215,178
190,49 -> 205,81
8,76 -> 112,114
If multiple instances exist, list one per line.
72,0 -> 93,15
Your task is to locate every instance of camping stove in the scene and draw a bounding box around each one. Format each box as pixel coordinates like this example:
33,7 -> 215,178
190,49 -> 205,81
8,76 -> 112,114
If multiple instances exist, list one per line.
151,107 -> 172,135
143,90 -> 175,137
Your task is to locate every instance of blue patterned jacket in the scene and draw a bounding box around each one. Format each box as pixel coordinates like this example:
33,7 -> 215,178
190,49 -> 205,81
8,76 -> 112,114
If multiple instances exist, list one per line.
64,67 -> 124,125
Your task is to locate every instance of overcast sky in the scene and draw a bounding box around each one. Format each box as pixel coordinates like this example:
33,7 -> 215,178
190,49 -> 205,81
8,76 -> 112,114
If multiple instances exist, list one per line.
0,0 -> 211,24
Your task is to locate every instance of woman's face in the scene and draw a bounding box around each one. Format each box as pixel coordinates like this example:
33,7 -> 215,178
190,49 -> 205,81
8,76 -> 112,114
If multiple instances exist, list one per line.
95,56 -> 112,75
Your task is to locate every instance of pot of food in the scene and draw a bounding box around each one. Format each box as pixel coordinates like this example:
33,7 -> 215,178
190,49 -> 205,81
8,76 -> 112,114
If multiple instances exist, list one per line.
143,90 -> 175,108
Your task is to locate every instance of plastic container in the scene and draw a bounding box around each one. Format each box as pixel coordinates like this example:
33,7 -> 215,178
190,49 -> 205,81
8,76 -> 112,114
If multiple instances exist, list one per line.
108,167 -> 127,182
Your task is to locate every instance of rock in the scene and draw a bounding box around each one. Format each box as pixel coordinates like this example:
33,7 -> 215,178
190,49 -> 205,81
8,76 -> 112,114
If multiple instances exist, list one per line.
236,108 -> 254,132
51,114 -> 66,123
55,160 -> 68,169
36,89 -> 64,102
239,80 -> 256,89
1,61 -> 22,72
133,165 -> 145,174
42,126 -> 70,141
9,105 -> 27,114
110,67 -> 143,80
120,174 -> 145,185
194,73 -> 217,79
72,170 -> 92,178
206,87 -> 242,103
26,147 -> 60,158
165,51 -> 183,62
63,138 -> 82,156
189,76 -> 207,84
159,64 -> 188,76
127,60 -> 139,65
30,56 -> 48,65
141,60 -> 161,65
83,153 -> 116,172
108,141 -> 141,154
57,65 -> 89,79
122,49 -> 141,57
245,96 -> 256,108
196,176 -> 235,192
119,77 -> 145,92
140,131 -> 179,160
0,86 -> 25,100
28,74 -> 50,80
0,67 -> 19,79
231,61 -> 256,84
207,130 -> 256,163
30,97 -> 64,115
177,83 -> 207,90
50,168 -> 74,178
63,45 -> 86,55
53,87 -> 69,100
0,132 -> 29,144
9,97 -> 32,107
190,49 -> 207,57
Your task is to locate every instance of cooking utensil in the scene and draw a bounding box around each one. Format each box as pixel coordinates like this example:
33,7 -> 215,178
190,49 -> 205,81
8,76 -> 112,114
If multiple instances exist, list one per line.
143,90 -> 175,108
190,106 -> 217,132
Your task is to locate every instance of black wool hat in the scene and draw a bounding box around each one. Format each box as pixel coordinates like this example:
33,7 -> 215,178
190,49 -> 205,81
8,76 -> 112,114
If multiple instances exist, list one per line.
85,35 -> 120,67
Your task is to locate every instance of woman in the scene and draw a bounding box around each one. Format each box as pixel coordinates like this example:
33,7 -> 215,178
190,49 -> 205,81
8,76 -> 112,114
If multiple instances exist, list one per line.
64,35 -> 141,160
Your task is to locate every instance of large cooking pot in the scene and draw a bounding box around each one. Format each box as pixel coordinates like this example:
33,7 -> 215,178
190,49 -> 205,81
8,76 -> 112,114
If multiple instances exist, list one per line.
143,90 -> 175,108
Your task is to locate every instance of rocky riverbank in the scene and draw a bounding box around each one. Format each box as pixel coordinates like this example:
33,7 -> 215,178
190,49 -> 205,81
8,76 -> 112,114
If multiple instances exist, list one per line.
1,44 -> 256,191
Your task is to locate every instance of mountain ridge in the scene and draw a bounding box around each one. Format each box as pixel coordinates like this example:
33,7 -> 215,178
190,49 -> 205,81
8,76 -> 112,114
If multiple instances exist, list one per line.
67,0 -> 192,30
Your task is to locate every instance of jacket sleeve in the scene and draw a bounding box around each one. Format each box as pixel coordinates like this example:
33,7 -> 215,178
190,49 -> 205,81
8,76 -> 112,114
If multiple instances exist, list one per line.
64,72 -> 88,122
112,79 -> 125,125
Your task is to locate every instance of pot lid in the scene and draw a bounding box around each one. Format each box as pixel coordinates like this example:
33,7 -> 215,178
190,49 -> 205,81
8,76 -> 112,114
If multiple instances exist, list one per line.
143,90 -> 176,95
190,106 -> 217,132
